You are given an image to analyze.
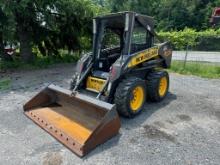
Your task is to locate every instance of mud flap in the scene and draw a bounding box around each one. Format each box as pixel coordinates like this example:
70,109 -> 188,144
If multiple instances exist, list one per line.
24,84 -> 120,157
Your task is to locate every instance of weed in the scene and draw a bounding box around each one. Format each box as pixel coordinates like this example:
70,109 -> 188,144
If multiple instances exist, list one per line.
0,78 -> 11,91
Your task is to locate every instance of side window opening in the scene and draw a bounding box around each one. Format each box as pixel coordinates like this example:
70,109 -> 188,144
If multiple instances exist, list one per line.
132,27 -> 147,44
131,26 -> 152,53
101,28 -> 120,50
96,28 -> 122,72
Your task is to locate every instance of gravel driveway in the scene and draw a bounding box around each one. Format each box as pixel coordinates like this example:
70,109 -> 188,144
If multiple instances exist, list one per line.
0,63 -> 220,165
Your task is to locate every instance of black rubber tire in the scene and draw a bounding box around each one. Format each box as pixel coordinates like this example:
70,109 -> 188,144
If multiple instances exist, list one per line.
114,77 -> 146,118
146,70 -> 169,102
69,73 -> 78,90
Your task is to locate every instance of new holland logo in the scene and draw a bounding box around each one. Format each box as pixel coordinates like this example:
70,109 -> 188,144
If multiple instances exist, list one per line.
128,47 -> 159,67
91,79 -> 105,85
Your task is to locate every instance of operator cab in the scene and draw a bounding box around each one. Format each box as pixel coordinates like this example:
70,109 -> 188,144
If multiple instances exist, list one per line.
92,12 -> 155,79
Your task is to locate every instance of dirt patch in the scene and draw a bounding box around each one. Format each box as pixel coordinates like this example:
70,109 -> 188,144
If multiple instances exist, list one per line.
166,120 -> 174,124
153,121 -> 166,128
43,152 -> 63,165
214,111 -> 220,121
30,142 -> 62,157
129,137 -> 137,144
177,114 -> 192,122
143,124 -> 176,143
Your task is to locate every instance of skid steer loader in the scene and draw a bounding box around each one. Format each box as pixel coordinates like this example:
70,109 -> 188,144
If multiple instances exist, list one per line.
24,12 -> 172,157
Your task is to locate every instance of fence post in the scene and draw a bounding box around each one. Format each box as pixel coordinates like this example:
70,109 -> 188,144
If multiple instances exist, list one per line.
184,44 -> 189,69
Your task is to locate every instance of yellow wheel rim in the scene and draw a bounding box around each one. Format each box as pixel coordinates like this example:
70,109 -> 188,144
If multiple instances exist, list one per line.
130,86 -> 144,111
159,77 -> 168,97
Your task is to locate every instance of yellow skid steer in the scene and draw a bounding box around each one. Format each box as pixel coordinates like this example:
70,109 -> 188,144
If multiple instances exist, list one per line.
24,12 -> 172,157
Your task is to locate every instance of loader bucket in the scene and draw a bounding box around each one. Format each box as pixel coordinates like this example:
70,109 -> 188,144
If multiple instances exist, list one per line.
24,84 -> 120,157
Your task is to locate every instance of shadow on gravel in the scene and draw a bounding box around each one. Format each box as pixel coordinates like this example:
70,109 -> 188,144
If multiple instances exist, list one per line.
120,92 -> 177,130
82,133 -> 122,159
214,111 -> 220,122
83,92 -> 177,157
81,93 -> 177,159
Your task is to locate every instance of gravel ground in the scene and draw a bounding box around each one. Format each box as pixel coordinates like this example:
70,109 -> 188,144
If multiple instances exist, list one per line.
0,63 -> 220,165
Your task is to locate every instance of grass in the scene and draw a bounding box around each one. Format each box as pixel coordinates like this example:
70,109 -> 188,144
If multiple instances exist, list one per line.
0,53 -> 80,70
0,78 -> 11,91
170,61 -> 220,79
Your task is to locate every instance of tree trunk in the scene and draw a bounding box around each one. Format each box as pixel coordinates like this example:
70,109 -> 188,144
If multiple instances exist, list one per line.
18,27 -> 34,63
0,31 -> 4,58
0,31 -> 13,61
14,1 -> 34,63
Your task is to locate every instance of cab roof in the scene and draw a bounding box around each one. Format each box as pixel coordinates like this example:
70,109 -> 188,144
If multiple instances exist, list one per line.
94,11 -> 156,36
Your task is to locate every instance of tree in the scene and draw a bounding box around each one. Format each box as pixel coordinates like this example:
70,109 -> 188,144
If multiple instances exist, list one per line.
105,0 -> 220,31
0,0 -> 97,62
0,3 -> 15,61
0,8 -> 6,60
1,0 -> 220,64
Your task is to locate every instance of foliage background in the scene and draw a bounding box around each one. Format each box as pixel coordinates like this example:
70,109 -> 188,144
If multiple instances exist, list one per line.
0,0 -> 220,65
159,28 -> 220,50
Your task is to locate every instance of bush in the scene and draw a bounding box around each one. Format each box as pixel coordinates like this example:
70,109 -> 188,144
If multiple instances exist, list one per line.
159,28 -> 220,51
0,52 -> 80,70
195,37 -> 220,51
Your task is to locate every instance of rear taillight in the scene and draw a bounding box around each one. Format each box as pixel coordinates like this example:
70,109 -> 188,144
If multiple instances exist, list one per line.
110,66 -> 115,76
79,63 -> 83,72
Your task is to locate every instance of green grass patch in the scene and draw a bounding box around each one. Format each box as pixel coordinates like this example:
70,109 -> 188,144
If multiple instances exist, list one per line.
0,53 -> 80,70
0,78 -> 11,91
170,61 -> 220,79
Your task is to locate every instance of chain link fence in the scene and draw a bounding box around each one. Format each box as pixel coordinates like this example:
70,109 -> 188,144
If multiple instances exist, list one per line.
170,37 -> 220,78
